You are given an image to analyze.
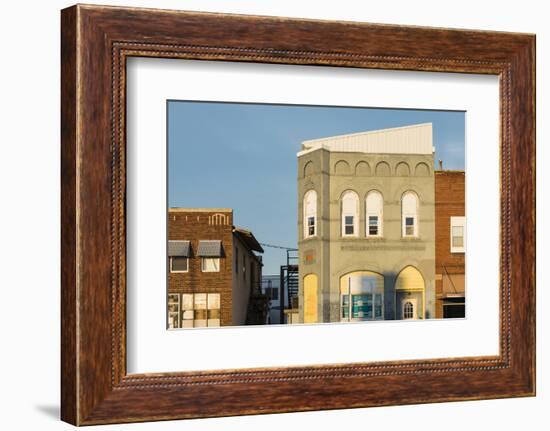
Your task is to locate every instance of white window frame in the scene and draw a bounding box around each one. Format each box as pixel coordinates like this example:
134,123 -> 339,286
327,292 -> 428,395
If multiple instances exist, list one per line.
402,191 -> 419,238
201,257 -> 220,272
341,190 -> 359,237
303,189 -> 317,239
450,216 -> 466,253
169,256 -> 189,273
366,190 -> 383,237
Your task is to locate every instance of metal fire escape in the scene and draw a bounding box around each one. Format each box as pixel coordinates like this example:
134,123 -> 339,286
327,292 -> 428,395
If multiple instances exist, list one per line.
279,249 -> 299,324
260,243 -> 299,324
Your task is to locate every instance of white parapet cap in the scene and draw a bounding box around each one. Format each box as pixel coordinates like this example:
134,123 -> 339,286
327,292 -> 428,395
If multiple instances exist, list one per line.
297,123 -> 434,157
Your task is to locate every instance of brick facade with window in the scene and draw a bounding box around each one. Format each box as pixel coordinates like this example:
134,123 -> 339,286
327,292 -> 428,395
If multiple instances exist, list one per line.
167,208 -> 263,328
434,171 -> 466,318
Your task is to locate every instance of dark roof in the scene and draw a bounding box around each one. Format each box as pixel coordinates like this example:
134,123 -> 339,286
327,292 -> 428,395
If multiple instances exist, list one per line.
233,227 -> 264,253
168,240 -> 190,257
434,170 -> 465,174
197,240 -> 223,257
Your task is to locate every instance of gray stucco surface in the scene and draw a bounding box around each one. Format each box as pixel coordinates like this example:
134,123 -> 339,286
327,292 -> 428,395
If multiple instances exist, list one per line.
297,148 -> 436,323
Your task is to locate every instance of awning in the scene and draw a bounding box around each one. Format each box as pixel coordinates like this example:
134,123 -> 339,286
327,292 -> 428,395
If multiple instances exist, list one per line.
168,240 -> 190,257
197,240 -> 223,257
441,273 -> 465,297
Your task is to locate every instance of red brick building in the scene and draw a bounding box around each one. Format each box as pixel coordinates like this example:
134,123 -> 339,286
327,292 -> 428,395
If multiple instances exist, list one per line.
434,171 -> 466,318
167,208 -> 264,329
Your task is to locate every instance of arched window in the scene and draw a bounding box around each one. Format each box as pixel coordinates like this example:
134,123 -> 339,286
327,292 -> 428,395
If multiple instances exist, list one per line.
402,191 -> 419,237
403,301 -> 414,319
303,190 -> 317,238
341,191 -> 359,237
366,190 -> 383,237
303,274 -> 318,323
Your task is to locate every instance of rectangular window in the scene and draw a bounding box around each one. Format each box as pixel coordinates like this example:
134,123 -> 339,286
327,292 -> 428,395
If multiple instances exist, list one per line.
170,256 -> 188,272
307,216 -> 316,236
368,216 -> 379,236
443,303 -> 465,318
450,216 -> 466,253
181,294 -> 194,328
405,216 -> 415,236
341,294 -> 349,319
351,294 -> 373,319
207,293 -> 221,326
201,257 -> 220,272
167,293 -> 181,329
176,293 -> 221,328
344,216 -> 355,235
452,226 -> 464,247
193,293 -> 207,326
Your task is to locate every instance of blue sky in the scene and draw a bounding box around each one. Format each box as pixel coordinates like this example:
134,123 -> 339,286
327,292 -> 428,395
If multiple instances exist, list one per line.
168,101 -> 465,274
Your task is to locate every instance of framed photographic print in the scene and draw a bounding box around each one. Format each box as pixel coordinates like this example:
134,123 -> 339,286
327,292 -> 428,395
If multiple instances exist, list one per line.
61,4 -> 535,425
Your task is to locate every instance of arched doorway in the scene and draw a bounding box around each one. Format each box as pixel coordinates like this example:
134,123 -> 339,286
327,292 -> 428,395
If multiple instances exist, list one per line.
303,274 -> 318,323
339,271 -> 384,321
395,266 -> 425,319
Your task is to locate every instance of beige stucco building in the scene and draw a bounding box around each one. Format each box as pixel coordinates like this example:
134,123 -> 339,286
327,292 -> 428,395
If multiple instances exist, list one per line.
297,123 -> 436,323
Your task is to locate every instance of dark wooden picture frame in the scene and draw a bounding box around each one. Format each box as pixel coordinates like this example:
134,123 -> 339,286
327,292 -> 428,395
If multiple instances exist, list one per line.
61,4 -> 535,425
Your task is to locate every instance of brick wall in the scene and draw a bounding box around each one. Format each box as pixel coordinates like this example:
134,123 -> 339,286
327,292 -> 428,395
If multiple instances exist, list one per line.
434,171 -> 465,318
168,209 -> 234,326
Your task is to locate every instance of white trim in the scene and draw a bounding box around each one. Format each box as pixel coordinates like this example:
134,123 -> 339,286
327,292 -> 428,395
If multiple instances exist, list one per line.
366,190 -> 384,237
341,190 -> 359,237
401,191 -> 419,238
303,189 -> 318,239
450,216 -> 466,253
169,256 -> 188,273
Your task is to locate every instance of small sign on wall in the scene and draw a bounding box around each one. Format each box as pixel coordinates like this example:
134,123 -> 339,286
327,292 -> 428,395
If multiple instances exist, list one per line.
304,249 -> 316,264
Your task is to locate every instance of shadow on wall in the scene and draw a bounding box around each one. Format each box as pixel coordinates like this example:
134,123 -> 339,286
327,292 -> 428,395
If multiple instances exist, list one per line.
34,404 -> 59,420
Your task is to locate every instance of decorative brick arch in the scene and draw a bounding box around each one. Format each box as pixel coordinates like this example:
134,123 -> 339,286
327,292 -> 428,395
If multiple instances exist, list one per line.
415,162 -> 431,177
355,160 -> 371,176
303,160 -> 314,177
375,161 -> 391,176
395,161 -> 411,176
334,160 -> 351,174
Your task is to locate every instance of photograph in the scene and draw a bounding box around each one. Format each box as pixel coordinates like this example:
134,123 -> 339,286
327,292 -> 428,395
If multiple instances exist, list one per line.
166,101 -> 466,329
0,0 -> 540,428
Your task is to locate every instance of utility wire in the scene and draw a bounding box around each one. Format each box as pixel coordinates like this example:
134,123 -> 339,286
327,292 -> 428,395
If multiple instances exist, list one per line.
259,242 -> 298,251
